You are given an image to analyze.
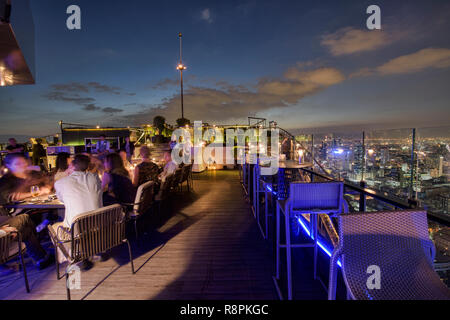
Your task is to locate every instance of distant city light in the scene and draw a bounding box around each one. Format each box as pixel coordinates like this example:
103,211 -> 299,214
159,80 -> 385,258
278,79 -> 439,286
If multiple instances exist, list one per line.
368,149 -> 375,156
333,148 -> 344,154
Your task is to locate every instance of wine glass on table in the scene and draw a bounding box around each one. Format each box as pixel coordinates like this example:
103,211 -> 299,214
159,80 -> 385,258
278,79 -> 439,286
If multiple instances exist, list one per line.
31,185 -> 40,198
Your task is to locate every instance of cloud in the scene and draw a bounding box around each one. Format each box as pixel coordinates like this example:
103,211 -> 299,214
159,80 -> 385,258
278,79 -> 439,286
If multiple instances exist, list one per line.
119,65 -> 345,125
152,78 -> 179,90
102,107 -> 123,114
43,81 -> 124,113
87,82 -> 121,95
50,81 -> 122,95
376,48 -> 450,75
43,91 -> 95,105
83,104 -> 102,111
321,27 -> 391,56
51,82 -> 90,93
201,8 -> 213,23
351,48 -> 450,77
82,104 -> 122,114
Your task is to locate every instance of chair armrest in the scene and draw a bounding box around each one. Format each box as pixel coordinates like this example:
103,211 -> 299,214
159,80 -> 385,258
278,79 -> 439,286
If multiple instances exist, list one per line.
328,244 -> 343,300
424,239 -> 436,264
342,199 -> 349,213
55,225 -> 72,243
8,230 -> 21,242
120,201 -> 141,207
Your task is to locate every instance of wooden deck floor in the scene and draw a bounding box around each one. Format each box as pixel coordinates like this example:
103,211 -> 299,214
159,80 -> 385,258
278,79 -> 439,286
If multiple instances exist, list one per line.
0,170 -> 280,300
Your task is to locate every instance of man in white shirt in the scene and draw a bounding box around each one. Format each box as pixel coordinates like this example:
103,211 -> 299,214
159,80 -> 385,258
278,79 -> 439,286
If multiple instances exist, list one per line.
54,154 -> 102,229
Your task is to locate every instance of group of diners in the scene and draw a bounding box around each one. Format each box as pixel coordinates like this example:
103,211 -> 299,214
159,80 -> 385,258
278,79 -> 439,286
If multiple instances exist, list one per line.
0,143 -> 180,271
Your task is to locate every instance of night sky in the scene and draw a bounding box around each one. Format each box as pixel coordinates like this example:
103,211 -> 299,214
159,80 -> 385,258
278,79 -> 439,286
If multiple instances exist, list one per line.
1,0 -> 450,139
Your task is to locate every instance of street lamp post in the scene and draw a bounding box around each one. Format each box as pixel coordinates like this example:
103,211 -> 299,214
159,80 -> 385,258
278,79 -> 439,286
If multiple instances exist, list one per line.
177,33 -> 187,120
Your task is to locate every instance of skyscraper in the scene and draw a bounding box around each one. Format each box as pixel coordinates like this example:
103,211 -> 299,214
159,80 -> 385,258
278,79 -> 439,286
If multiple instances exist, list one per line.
438,156 -> 444,177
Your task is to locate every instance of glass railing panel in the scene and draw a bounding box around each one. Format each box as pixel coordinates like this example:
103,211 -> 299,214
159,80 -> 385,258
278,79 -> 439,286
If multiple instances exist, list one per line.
312,132 -> 364,183
293,134 -> 313,164
415,126 -> 450,220
364,128 -> 414,201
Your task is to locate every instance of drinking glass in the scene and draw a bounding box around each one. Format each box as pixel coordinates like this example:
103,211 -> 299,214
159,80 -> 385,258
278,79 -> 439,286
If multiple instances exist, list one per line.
31,185 -> 40,197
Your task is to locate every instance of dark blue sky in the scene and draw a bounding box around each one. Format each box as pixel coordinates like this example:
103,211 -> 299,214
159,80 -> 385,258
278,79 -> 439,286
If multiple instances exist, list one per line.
1,0 -> 450,138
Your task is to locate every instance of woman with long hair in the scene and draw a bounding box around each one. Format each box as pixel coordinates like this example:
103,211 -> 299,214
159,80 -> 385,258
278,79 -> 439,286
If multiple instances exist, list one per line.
102,153 -> 136,206
133,146 -> 160,187
53,152 -> 72,181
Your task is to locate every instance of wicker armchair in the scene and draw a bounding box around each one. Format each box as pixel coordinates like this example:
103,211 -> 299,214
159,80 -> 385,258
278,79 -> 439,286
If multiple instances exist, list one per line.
172,168 -> 183,192
328,210 -> 450,300
155,174 -> 175,202
180,164 -> 193,192
121,181 -> 154,238
48,204 -> 135,300
0,231 -> 29,293
154,174 -> 175,217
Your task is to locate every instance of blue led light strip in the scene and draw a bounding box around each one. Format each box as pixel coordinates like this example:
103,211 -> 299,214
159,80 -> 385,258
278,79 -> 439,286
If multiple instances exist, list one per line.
265,183 -> 341,267
296,215 -> 342,268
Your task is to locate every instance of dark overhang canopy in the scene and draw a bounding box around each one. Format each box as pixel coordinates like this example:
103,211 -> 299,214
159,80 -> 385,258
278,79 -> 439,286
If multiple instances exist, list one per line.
0,0 -> 35,86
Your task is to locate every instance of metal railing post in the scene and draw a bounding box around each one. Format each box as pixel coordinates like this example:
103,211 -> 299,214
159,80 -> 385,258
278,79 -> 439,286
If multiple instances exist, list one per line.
409,128 -> 416,199
362,131 -> 366,182
359,180 -> 366,212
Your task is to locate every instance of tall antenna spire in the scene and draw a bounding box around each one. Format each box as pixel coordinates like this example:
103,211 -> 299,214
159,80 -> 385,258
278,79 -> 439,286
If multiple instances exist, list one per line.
176,33 -> 187,120
179,33 -> 183,64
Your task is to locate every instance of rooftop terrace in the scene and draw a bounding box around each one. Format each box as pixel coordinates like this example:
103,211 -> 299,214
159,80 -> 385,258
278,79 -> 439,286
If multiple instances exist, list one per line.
2,170 -> 317,300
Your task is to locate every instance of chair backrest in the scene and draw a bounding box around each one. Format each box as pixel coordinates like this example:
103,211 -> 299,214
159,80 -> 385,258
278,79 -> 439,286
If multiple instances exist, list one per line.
0,233 -> 13,264
289,182 -> 343,211
133,181 -> 154,216
70,204 -> 125,261
181,164 -> 191,183
337,210 -> 449,300
159,174 -> 175,200
173,167 -> 183,185
339,210 -> 433,263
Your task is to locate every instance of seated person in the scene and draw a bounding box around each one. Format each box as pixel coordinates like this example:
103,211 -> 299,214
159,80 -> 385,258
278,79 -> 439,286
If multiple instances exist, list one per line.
95,135 -> 110,160
120,136 -> 135,162
159,151 -> 178,183
102,153 -> 136,206
31,138 -> 46,168
0,211 -> 54,269
54,154 -> 102,229
0,153 -> 52,205
53,152 -> 72,182
119,149 -> 135,181
133,146 -> 160,187
6,138 -> 26,156
84,153 -> 104,177
119,149 -> 133,170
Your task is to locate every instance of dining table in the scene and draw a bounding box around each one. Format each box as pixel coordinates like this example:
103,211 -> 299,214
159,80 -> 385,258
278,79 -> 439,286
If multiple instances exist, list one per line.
3,194 -> 65,210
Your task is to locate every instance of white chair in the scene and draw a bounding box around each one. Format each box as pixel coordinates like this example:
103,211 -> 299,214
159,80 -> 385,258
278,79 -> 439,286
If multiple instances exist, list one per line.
122,181 -> 154,238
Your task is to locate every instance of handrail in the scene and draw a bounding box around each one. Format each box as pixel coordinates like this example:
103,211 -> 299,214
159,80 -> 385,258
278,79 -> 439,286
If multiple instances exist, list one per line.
300,167 -> 450,226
